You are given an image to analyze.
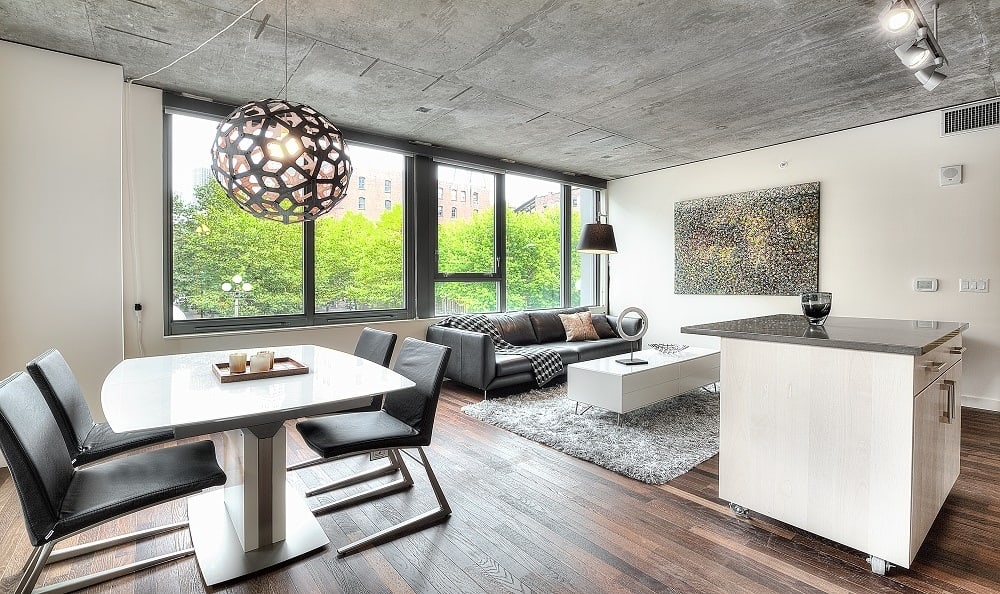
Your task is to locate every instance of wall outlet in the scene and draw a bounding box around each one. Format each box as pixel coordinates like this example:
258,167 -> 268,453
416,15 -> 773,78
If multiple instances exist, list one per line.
959,278 -> 990,293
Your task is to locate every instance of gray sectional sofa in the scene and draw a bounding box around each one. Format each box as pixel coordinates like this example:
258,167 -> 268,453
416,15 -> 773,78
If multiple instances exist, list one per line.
426,307 -> 641,396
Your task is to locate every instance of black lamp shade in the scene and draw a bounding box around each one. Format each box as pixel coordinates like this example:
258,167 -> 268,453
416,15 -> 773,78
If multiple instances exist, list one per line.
577,222 -> 618,254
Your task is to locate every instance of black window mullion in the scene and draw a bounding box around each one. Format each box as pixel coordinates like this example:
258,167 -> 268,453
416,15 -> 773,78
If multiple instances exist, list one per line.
496,174 -> 506,312
560,184 -> 573,307
303,220 -> 316,324
414,156 -> 437,318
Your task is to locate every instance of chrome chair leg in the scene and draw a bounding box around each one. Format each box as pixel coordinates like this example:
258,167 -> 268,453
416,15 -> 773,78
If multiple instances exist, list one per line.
47,521 -> 188,564
336,447 -> 451,556
305,456 -> 401,498
16,521 -> 194,594
17,545 -> 43,581
311,448 -> 414,516
16,543 -> 51,594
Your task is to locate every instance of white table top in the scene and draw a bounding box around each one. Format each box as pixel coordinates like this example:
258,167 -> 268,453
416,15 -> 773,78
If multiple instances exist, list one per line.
102,345 -> 415,435
568,346 -> 720,377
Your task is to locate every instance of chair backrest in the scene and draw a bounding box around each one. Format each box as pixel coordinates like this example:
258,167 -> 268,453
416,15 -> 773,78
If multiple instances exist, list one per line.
0,372 -> 75,545
26,349 -> 94,455
353,328 -> 397,368
385,338 -> 451,440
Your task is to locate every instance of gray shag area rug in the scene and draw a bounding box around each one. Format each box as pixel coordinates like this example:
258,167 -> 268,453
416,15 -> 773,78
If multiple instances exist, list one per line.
462,384 -> 719,484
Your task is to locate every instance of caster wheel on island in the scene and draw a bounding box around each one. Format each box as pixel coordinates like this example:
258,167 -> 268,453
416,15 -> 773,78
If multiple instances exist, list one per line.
729,502 -> 751,519
867,555 -> 892,576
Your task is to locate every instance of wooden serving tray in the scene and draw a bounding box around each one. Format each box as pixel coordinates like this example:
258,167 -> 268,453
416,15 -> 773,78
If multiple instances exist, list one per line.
212,356 -> 309,383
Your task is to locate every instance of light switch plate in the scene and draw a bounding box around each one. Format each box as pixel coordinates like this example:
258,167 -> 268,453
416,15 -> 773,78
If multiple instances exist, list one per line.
960,278 -> 990,293
914,278 -> 938,292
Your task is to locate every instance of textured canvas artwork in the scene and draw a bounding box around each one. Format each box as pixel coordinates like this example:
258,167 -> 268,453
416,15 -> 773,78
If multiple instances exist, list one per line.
674,182 -> 820,295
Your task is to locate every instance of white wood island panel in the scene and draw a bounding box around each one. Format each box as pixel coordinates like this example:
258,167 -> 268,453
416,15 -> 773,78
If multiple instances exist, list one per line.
682,315 -> 967,573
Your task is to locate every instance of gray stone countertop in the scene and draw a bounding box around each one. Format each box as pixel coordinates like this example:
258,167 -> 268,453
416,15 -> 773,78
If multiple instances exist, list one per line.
680,314 -> 969,355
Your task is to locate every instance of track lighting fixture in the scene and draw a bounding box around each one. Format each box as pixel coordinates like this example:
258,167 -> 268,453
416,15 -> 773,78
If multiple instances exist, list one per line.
915,64 -> 947,90
880,1 -> 948,91
894,29 -> 932,69
880,0 -> 915,32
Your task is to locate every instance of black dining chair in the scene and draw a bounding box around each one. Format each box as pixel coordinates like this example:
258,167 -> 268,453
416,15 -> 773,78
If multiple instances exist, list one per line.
0,372 -> 226,594
287,328 -> 397,484
295,337 -> 452,555
26,349 -> 175,467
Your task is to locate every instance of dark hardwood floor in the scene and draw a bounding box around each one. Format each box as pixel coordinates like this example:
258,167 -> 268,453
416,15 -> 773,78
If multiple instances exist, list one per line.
1,382 -> 998,593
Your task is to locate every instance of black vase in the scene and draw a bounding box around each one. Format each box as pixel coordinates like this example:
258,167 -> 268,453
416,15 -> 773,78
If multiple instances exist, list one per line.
800,292 -> 832,326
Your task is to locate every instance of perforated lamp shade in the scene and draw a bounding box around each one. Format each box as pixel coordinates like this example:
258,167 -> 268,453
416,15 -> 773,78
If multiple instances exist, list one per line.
211,98 -> 352,224
577,222 -> 618,254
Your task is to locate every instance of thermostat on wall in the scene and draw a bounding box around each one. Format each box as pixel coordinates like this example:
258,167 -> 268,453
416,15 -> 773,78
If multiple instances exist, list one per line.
914,278 -> 939,292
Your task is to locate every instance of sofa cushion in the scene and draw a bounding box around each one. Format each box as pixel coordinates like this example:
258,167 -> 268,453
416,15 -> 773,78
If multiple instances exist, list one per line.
559,311 -> 599,341
591,314 -> 618,339
565,338 -> 633,360
495,354 -> 533,376
487,312 -> 537,345
527,307 -> 588,343
544,343 -> 582,365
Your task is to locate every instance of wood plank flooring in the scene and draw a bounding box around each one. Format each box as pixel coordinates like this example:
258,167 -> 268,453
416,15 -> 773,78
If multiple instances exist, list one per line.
1,381 -> 998,593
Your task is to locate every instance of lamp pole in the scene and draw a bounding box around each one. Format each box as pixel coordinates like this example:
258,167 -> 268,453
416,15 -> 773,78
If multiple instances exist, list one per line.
222,274 -> 252,317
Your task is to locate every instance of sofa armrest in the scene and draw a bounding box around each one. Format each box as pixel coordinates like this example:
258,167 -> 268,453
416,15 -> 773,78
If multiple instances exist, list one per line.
606,314 -> 643,348
425,325 -> 497,391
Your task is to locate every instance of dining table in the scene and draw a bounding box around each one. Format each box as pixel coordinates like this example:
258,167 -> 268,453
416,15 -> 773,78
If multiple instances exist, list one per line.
101,344 -> 416,586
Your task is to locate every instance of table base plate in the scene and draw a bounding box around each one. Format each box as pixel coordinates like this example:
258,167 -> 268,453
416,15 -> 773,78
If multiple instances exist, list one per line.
188,484 -> 329,586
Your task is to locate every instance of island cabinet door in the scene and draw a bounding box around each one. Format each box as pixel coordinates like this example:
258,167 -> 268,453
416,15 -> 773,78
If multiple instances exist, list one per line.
910,360 -> 962,563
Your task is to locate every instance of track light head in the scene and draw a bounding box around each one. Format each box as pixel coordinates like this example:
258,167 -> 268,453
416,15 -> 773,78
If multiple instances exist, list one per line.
915,65 -> 947,90
881,0 -> 915,32
894,41 -> 931,69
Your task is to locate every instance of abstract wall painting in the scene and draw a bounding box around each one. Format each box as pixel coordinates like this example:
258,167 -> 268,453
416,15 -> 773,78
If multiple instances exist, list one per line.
674,182 -> 820,295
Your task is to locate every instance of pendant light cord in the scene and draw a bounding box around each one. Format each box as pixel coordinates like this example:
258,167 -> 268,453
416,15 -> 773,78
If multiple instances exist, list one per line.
284,0 -> 288,101
128,0 -> 265,83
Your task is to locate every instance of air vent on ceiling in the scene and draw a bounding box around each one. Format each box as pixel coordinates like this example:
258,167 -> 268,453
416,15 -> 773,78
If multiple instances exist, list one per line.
941,98 -> 1000,136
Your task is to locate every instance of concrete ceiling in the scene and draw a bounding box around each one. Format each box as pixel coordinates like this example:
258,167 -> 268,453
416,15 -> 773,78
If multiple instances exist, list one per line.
2,0 -> 999,180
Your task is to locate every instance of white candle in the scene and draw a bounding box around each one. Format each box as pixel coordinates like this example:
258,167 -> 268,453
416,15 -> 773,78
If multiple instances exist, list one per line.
229,352 -> 247,373
249,353 -> 269,373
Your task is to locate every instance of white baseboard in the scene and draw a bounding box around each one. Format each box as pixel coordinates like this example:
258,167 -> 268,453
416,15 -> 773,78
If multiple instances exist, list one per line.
962,395 -> 1000,412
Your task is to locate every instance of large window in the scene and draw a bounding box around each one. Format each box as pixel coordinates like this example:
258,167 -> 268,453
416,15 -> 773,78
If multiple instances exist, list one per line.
432,165 -> 598,315
170,114 -> 305,321
165,96 -> 601,334
313,145 -> 406,314
167,108 -> 409,333
505,175 -> 561,310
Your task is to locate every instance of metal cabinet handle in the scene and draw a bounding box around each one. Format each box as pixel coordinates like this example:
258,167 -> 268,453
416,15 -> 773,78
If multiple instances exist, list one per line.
949,346 -> 967,355
924,361 -> 947,372
940,379 -> 956,424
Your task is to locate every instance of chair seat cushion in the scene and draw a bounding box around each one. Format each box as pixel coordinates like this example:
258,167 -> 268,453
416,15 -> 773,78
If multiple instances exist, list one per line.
296,411 -> 424,459
54,440 -> 225,541
74,423 -> 175,466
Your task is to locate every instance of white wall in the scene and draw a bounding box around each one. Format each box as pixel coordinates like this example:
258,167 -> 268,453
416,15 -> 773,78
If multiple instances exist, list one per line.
0,42 -> 125,433
608,110 -> 1000,410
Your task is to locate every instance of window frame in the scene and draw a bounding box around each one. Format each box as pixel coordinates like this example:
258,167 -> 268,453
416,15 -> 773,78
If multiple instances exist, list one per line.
163,96 -> 415,335
162,94 -> 605,334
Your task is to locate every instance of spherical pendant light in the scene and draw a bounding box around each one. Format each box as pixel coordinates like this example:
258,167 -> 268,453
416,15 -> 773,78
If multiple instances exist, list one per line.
211,98 -> 352,224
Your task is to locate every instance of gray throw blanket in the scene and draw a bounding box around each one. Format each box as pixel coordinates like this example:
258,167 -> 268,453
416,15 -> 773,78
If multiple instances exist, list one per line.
436,314 -> 564,386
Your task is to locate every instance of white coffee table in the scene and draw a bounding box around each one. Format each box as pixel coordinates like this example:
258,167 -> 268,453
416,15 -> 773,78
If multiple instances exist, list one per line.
567,346 -> 721,424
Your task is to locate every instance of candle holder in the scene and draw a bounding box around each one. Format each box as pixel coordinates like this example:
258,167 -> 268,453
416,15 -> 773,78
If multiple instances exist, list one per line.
801,292 -> 833,326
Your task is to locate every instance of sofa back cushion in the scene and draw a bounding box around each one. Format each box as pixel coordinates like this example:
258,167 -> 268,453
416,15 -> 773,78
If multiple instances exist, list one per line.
590,314 -> 619,339
527,307 -> 589,343
487,312 -> 537,345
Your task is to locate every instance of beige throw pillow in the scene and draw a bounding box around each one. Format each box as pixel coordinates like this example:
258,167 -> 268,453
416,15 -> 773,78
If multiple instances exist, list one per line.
558,311 -> 599,342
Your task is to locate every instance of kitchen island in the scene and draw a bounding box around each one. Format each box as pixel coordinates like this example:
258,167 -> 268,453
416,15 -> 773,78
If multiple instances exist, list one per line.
682,314 -> 968,575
